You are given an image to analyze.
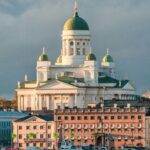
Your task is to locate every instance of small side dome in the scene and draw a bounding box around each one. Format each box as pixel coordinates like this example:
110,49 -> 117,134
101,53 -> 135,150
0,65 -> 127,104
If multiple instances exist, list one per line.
56,55 -> 62,63
86,53 -> 96,61
102,49 -> 113,63
38,48 -> 49,61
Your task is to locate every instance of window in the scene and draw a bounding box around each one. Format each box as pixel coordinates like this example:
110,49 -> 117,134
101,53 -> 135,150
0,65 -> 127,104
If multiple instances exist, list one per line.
19,134 -> 22,139
138,115 -> 142,120
131,116 -> 135,120
40,143 -> 43,147
33,143 -> 36,147
104,116 -> 108,120
48,125 -> 51,129
33,126 -> 37,130
83,48 -> 86,55
111,116 -> 114,120
70,41 -> 74,46
40,134 -> 43,138
19,143 -> 22,147
71,116 -> 75,120
84,116 -> 88,120
48,142 -> 52,147
78,116 -> 82,120
91,116 -> 95,120
97,116 -> 101,120
40,126 -> 44,129
26,143 -> 29,147
83,42 -> 85,45
118,116 -> 122,120
19,126 -> 22,130
48,134 -> 51,138
124,116 -> 128,119
58,116 -> 61,120
26,126 -> 30,130
69,48 -> 74,56
77,48 -> 80,55
77,42 -> 80,45
64,116 -> 68,120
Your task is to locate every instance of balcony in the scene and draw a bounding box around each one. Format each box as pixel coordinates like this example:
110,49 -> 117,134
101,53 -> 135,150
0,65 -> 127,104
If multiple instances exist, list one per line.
24,138 -> 46,142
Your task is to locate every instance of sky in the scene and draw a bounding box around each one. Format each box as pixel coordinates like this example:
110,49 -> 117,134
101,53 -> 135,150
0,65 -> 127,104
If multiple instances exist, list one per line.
0,0 -> 150,99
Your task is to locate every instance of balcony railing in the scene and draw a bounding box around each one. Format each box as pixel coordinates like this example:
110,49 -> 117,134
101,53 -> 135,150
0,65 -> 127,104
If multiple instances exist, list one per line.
24,138 -> 46,142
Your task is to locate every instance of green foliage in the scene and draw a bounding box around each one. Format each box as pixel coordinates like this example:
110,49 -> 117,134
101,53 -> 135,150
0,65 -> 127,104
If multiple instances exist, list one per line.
27,133 -> 36,139
11,133 -> 16,140
69,132 -> 74,139
53,133 -> 59,139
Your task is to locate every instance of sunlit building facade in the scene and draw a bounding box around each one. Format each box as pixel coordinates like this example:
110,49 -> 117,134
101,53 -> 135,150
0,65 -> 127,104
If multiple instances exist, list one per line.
16,1 -> 136,113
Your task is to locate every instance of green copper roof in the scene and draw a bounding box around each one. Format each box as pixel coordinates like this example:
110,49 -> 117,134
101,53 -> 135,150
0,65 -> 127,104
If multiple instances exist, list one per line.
86,53 -> 96,61
38,54 -> 49,61
38,48 -> 49,61
64,13 -> 89,31
102,49 -> 114,63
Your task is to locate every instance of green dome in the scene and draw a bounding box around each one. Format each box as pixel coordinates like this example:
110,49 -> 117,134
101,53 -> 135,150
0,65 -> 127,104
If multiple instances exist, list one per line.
64,13 -> 89,31
38,48 -> 49,61
102,49 -> 114,63
86,53 -> 96,61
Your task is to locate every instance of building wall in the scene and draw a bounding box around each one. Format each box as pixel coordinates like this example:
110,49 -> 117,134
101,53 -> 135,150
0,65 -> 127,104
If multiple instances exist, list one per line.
145,116 -> 150,148
13,117 -> 55,150
17,84 -> 136,113
0,112 -> 27,147
54,107 -> 146,150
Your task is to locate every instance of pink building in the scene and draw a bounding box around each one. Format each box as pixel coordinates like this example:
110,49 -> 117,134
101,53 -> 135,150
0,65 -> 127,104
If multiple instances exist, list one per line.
13,114 -> 55,150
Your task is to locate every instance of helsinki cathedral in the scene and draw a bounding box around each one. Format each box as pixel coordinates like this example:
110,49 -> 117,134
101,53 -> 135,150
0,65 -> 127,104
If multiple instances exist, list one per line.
16,1 -> 136,112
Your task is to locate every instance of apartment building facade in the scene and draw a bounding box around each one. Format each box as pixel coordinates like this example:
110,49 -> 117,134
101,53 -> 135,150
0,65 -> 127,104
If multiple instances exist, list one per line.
54,105 -> 146,150
13,114 -> 55,150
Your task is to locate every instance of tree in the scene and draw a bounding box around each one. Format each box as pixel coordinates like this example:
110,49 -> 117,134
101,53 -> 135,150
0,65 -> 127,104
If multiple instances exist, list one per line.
11,133 -> 17,140
69,132 -> 75,139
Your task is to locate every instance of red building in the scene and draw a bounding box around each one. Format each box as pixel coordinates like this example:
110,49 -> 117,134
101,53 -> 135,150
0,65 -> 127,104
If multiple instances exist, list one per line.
54,104 -> 146,150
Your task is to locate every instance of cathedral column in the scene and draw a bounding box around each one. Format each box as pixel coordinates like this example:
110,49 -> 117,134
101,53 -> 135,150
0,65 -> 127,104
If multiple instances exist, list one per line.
17,96 -> 21,111
75,94 -> 77,107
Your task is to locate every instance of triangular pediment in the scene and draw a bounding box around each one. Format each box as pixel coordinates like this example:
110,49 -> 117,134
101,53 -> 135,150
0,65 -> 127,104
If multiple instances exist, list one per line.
122,82 -> 135,90
23,116 -> 46,123
37,80 -> 77,90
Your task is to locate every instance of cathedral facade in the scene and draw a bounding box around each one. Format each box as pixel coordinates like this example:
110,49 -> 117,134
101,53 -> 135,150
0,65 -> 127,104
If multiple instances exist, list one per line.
16,2 -> 136,112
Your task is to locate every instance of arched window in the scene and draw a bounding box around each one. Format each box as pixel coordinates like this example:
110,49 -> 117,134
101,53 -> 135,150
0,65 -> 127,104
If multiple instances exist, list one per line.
70,41 -> 74,46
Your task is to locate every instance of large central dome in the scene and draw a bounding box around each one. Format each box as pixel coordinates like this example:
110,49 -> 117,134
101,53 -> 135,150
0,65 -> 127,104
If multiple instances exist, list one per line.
63,11 -> 89,31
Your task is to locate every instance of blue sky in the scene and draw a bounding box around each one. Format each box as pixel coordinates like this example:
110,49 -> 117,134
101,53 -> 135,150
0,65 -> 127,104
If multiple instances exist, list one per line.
0,0 -> 150,99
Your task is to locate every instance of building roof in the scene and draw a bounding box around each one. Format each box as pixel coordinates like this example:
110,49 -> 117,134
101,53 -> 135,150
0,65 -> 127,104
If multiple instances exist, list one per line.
0,111 -> 27,118
98,76 -> 131,88
38,48 -> 49,61
64,12 -> 89,31
58,76 -> 84,84
15,114 -> 54,122
102,49 -> 114,63
86,53 -> 96,61
98,76 -> 118,84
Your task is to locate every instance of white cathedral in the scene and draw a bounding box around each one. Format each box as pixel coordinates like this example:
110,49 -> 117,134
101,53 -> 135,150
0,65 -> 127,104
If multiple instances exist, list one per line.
16,1 -> 136,112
